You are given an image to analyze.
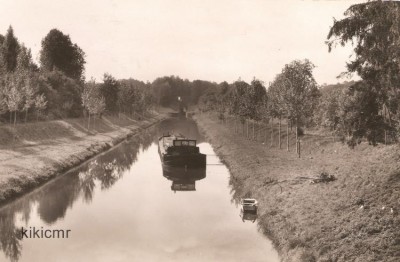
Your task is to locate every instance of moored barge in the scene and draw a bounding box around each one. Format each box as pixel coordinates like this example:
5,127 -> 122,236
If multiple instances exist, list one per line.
158,134 -> 206,167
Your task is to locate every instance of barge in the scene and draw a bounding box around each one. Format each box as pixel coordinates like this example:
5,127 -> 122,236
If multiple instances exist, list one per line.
158,134 -> 206,168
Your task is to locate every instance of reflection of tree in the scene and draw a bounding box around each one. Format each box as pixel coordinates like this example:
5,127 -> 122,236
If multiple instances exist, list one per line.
19,201 -> 31,226
0,211 -> 22,262
79,170 -> 96,203
229,175 -> 246,206
37,175 -> 81,225
0,126 -> 157,261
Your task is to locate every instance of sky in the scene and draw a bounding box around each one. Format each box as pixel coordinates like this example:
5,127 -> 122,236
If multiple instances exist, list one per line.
0,0 -> 364,85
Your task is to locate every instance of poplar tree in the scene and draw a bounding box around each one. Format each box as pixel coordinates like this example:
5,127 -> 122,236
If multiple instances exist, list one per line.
2,26 -> 19,73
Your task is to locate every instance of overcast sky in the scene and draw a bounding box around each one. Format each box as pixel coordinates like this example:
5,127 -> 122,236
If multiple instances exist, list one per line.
0,0 -> 364,85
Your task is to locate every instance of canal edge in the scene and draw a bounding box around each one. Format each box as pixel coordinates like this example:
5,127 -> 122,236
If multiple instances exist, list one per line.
0,115 -> 167,209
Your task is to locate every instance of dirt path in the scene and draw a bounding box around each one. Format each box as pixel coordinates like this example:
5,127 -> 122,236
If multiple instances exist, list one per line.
194,113 -> 400,262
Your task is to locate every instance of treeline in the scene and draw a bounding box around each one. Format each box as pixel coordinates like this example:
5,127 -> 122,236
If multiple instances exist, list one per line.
198,59 -> 321,146
199,1 -> 400,147
151,76 -> 217,108
1,1 -> 398,147
199,59 -> 397,148
0,25 -> 219,128
0,26 -> 157,127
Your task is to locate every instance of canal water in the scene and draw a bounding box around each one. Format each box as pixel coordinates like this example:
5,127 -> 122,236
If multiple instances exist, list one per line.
0,118 -> 279,262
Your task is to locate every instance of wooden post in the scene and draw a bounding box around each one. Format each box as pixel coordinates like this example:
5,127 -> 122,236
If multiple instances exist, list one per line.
235,118 -> 237,133
278,117 -> 281,149
298,140 -> 301,158
270,119 -> 273,147
384,130 -> 387,145
252,121 -> 255,140
295,119 -> 298,154
246,119 -> 249,139
287,118 -> 289,151
265,123 -> 267,144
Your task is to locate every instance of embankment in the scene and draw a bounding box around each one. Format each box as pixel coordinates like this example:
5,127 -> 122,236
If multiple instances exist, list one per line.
0,112 -> 166,206
194,113 -> 400,262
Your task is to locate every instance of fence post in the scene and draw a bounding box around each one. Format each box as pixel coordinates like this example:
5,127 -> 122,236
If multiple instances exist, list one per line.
252,121 -> 255,140
295,120 -> 298,154
265,123 -> 267,144
287,118 -> 289,151
279,117 -> 281,149
246,119 -> 249,139
297,140 -> 301,158
270,119 -> 274,147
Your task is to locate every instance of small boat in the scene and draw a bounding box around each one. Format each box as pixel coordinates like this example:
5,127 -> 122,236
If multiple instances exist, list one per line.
158,134 -> 206,168
240,198 -> 258,213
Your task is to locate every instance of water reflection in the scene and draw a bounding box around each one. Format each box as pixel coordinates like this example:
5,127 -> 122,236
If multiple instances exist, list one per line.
162,167 -> 206,192
240,210 -> 258,223
0,129 -> 155,261
0,210 -> 22,262
0,118 -> 279,262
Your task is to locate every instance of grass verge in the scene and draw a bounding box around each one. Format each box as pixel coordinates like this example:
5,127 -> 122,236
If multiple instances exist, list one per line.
194,112 -> 400,262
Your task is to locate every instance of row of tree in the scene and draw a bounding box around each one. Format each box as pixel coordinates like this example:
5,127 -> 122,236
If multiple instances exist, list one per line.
0,26 -> 156,126
198,59 -> 320,146
0,26 -> 86,123
199,1 -> 400,147
0,26 -> 216,127
0,1 -> 398,147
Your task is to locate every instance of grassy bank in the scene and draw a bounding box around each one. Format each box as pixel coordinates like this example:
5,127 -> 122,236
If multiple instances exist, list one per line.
0,110 -> 167,206
194,112 -> 400,262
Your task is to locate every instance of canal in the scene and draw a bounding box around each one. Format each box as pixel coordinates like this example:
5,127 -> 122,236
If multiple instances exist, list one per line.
0,118 -> 279,262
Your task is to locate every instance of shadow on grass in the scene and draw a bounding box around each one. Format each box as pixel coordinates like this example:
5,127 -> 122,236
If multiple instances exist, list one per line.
388,171 -> 400,184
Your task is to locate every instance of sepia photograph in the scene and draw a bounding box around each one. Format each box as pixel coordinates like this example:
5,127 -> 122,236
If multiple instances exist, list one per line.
0,0 -> 399,261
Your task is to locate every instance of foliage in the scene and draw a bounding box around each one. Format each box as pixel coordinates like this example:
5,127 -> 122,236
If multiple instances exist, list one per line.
37,70 -> 83,118
1,26 -> 19,73
327,0 -> 400,143
267,59 -> 320,129
100,73 -> 119,113
40,29 -> 86,82
82,80 -> 105,117
34,94 -> 48,120
313,82 -> 355,131
279,60 -> 320,122
337,82 -> 386,147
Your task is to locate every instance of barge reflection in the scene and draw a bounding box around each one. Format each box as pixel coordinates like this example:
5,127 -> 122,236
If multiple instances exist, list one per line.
162,166 -> 206,192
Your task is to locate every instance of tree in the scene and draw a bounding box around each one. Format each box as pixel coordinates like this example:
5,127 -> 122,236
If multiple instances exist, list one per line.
37,70 -> 83,118
82,80 -> 105,130
278,60 -> 320,124
101,73 -> 119,113
34,94 -> 47,121
336,82 -> 385,147
2,26 -> 20,73
276,60 -> 320,152
4,78 -> 23,125
40,29 -> 86,81
268,74 -> 287,149
16,44 -> 36,74
15,44 -> 38,122
22,82 -> 35,122
327,0 -> 400,142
